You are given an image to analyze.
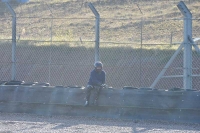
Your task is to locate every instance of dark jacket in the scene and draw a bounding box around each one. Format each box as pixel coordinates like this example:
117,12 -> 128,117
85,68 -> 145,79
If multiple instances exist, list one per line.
88,69 -> 106,86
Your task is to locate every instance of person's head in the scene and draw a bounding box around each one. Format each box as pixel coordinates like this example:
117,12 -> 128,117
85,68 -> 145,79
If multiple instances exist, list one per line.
94,61 -> 103,73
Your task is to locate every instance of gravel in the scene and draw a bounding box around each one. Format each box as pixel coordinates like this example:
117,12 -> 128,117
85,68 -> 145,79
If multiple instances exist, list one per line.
0,112 -> 199,133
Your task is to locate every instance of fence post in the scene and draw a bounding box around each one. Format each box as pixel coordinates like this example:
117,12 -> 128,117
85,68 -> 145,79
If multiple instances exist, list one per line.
177,1 -> 193,90
49,17 -> 53,84
5,2 -> 16,81
88,2 -> 100,62
44,2 -> 53,84
139,18 -> 143,87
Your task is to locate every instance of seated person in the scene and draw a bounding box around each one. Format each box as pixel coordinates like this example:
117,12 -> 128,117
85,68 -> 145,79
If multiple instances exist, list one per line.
84,61 -> 106,106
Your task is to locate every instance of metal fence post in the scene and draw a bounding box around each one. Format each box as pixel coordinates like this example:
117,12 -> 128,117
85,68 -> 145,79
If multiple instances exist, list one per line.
177,1 -> 193,90
5,2 -> 16,81
45,2 -> 53,84
49,17 -> 53,84
151,1 -> 193,89
140,17 -> 143,87
88,2 -> 100,62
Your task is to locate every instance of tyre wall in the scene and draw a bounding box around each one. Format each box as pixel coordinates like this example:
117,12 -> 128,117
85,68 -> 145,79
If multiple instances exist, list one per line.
0,85 -> 199,123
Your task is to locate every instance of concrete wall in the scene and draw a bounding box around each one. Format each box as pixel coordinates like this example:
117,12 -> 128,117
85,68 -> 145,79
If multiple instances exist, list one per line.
0,85 -> 200,123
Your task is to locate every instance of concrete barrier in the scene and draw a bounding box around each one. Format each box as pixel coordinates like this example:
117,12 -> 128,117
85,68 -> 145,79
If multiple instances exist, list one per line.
0,85 -> 199,123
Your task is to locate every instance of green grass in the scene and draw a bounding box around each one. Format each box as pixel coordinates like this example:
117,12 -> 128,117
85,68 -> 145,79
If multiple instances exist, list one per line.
0,0 -> 199,47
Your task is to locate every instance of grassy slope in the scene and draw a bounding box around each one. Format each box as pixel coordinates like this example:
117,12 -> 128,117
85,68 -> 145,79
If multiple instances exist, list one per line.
0,0 -> 200,89
0,0 -> 200,44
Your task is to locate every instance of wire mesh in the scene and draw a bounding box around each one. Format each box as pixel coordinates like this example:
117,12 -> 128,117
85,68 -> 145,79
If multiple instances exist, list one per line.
0,40 -> 12,81
0,0 -> 200,89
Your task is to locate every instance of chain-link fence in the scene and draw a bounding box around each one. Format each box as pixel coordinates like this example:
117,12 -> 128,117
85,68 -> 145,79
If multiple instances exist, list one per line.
0,0 -> 200,89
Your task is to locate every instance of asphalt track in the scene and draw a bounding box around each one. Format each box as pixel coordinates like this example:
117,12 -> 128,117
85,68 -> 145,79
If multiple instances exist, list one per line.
0,113 -> 200,133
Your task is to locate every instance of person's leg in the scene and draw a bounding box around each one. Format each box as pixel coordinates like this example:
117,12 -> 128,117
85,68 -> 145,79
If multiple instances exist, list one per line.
85,85 -> 93,106
94,86 -> 101,105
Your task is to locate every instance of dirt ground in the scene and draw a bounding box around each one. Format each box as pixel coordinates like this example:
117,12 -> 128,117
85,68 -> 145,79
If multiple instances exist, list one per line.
0,112 -> 199,133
